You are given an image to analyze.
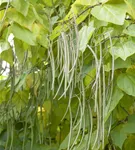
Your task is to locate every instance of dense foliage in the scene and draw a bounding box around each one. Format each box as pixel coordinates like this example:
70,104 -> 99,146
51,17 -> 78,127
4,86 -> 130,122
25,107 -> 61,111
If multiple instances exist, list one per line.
1,0 -> 135,149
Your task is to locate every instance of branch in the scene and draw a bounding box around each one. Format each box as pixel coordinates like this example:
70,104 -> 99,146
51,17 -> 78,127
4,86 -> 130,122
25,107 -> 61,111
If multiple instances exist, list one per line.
59,2 -> 102,25
92,34 -> 127,48
77,2 -> 102,19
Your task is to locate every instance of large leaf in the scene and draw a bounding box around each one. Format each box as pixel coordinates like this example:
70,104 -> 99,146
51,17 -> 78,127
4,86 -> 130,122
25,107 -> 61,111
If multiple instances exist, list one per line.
123,135 -> 135,150
117,73 -> 135,96
84,68 -> 96,86
11,23 -> 36,45
25,142 -> 58,150
110,40 -> 135,61
7,7 -> 36,30
91,2 -> 127,25
14,39 -> 26,63
11,0 -> 29,16
105,58 -> 132,71
123,24 -> 135,37
111,114 -> 135,148
79,21 -> 95,52
12,91 -> 29,113
31,23 -> 48,48
105,87 -> 124,122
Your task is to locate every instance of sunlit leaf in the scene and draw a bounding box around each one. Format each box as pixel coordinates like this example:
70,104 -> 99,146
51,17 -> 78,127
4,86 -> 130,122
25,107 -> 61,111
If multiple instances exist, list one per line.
84,68 -> 96,86
110,40 -> 135,61
11,0 -> 29,16
7,7 -> 36,30
91,2 -> 127,25
125,0 -> 135,19
0,40 -> 10,53
117,73 -> 135,97
0,49 -> 13,65
11,23 -> 36,45
124,24 -> 135,37
79,21 -> 95,52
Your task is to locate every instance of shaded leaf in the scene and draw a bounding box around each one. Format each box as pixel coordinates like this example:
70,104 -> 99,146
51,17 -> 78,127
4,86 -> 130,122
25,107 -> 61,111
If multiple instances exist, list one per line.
111,115 -> 135,148
105,58 -> 132,71
123,135 -> 135,150
105,87 -> 124,122
14,39 -> 26,63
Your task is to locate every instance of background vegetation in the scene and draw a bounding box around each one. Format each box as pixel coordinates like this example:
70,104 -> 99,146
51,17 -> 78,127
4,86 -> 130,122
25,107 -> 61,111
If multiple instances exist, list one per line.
0,0 -> 135,149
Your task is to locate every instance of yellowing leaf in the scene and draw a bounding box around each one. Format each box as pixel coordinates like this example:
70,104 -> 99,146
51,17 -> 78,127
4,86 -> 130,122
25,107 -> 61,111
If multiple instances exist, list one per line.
11,23 -> 36,45
7,7 -> 36,30
11,0 -> 29,16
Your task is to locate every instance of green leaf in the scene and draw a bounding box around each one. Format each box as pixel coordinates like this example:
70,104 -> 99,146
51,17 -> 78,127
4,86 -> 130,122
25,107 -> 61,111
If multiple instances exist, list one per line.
105,57 -> 132,71
11,0 -> 29,16
42,0 -> 57,7
84,68 -> 96,86
105,87 -> 124,122
79,21 -> 95,52
14,39 -> 26,63
117,73 -> 135,97
12,91 -> 29,113
0,40 -> 10,53
125,0 -> 135,19
0,0 -> 12,5
91,2 -> 127,25
7,7 -> 36,30
124,24 -> 135,37
111,115 -> 135,148
120,94 -> 134,111
110,40 -> 135,61
11,23 -> 36,45
31,23 -> 48,48
25,142 -> 58,150
0,89 -> 9,104
73,0 -> 107,6
0,49 -> 13,65
123,135 -> 135,150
